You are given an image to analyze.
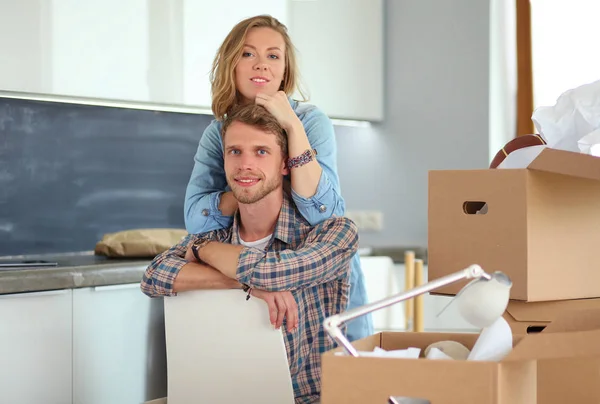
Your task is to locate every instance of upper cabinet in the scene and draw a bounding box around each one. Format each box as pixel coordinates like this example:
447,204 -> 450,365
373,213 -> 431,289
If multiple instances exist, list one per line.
182,0 -> 289,109
288,0 -> 384,121
0,0 -> 383,121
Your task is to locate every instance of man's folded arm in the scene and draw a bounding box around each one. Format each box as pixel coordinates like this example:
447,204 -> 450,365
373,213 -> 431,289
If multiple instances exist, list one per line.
141,234 -> 241,297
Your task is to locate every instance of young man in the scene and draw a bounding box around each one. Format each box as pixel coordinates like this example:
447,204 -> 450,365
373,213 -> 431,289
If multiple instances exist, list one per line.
141,104 -> 359,403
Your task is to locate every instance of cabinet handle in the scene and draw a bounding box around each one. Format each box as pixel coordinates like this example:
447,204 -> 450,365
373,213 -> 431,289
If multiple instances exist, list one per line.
0,289 -> 71,299
93,283 -> 140,292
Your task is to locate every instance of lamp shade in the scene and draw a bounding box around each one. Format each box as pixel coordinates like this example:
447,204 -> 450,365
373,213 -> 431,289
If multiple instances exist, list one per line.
456,272 -> 512,328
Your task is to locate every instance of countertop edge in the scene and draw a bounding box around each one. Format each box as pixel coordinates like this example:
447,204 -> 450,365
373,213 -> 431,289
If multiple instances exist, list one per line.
0,261 -> 151,295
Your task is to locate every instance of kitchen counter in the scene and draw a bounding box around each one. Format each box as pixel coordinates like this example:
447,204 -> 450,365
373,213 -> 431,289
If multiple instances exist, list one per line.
0,252 -> 151,295
0,245 -> 428,295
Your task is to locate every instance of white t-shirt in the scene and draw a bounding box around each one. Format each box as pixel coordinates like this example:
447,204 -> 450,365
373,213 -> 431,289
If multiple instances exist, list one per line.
239,233 -> 272,251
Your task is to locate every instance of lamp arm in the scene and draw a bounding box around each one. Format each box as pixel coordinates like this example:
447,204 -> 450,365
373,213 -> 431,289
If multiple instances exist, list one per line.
323,264 -> 490,357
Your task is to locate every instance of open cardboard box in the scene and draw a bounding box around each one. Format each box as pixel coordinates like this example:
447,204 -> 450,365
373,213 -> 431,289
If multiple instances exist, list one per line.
503,297 -> 600,335
321,308 -> 600,404
427,148 -> 600,302
321,331 -> 536,404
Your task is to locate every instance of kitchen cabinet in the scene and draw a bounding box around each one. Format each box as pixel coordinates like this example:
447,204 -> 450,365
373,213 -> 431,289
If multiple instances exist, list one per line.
182,0 -> 289,109
0,0 -> 383,121
72,283 -> 167,404
0,289 -> 73,404
288,0 -> 384,121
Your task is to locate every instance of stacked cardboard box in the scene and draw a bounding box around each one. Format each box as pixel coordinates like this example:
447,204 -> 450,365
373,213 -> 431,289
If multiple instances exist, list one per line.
428,148 -> 600,302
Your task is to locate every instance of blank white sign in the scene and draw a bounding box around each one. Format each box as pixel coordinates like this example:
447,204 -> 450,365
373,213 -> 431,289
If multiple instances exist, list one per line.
164,289 -> 295,404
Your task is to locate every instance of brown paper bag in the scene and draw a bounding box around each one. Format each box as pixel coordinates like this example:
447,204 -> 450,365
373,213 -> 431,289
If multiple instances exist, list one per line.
95,228 -> 188,258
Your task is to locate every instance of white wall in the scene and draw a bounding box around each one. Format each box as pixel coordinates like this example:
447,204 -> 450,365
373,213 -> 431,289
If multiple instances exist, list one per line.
335,0 -> 491,249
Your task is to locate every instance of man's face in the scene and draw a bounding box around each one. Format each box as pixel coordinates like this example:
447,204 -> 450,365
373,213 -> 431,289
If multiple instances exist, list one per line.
223,121 -> 288,204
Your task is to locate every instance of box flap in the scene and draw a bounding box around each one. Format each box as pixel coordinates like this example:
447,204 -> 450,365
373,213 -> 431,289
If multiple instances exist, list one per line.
528,148 -> 600,181
323,333 -> 382,356
505,329 -> 600,361
542,307 -> 600,333
380,331 -> 480,351
506,298 -> 600,322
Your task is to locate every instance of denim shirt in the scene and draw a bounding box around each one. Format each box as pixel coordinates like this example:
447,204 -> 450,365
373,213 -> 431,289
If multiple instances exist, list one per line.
183,98 -> 373,341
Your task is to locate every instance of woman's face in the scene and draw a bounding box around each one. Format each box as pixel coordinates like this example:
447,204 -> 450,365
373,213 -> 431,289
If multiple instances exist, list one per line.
234,27 -> 286,103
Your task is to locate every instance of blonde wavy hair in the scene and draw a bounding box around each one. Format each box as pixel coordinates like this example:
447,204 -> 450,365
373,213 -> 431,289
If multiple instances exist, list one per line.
210,15 -> 306,120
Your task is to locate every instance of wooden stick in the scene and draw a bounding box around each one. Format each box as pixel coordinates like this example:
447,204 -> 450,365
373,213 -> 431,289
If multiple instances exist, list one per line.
516,0 -> 535,136
414,259 -> 425,332
404,251 -> 415,330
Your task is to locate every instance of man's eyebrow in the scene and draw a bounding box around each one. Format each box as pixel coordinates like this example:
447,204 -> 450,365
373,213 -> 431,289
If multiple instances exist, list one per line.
224,145 -> 273,151
255,145 -> 273,151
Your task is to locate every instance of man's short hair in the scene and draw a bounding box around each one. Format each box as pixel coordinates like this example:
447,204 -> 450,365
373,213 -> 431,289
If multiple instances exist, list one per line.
221,104 -> 288,156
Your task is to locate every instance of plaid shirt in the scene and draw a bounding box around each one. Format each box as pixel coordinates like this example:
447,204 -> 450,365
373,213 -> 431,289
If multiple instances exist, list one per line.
141,194 -> 358,403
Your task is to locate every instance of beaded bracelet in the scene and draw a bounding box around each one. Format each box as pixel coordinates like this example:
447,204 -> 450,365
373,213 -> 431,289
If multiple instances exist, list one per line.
287,148 -> 317,169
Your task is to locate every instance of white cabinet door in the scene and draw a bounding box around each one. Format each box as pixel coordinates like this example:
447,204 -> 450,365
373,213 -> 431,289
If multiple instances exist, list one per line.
0,289 -> 73,404
288,0 -> 384,121
72,283 -> 167,404
48,0 -> 152,103
182,0 -> 289,109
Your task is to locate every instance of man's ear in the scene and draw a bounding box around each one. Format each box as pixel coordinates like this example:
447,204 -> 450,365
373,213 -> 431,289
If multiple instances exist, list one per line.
281,157 -> 290,176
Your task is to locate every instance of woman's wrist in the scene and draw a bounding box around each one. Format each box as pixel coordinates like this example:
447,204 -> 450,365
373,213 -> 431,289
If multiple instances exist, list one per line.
284,119 -> 305,137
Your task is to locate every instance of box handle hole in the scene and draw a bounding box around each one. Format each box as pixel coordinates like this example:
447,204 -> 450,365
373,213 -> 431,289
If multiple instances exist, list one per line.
526,325 -> 546,334
389,397 -> 431,404
463,201 -> 488,214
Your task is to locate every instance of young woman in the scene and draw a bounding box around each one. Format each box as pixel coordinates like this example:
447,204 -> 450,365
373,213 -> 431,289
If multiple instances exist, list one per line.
183,15 -> 372,341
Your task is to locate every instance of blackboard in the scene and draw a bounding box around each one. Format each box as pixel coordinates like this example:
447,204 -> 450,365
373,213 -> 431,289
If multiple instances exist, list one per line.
0,97 -> 212,256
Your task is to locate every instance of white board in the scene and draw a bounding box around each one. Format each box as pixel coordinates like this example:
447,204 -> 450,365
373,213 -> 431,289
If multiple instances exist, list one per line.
164,289 -> 295,404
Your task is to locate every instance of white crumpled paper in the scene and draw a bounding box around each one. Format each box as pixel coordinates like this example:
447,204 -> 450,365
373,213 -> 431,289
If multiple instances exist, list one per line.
425,317 -> 513,362
499,79 -> 600,168
335,317 -> 513,362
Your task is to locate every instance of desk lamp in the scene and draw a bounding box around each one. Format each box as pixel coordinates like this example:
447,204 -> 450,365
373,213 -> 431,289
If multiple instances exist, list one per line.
324,264 -> 512,357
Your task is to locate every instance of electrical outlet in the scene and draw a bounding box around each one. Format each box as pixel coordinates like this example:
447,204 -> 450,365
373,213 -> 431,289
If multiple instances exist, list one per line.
345,210 -> 384,231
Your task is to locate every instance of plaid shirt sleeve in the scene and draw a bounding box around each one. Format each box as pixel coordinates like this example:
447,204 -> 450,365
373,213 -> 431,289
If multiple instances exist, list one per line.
236,217 -> 358,291
141,232 -> 218,297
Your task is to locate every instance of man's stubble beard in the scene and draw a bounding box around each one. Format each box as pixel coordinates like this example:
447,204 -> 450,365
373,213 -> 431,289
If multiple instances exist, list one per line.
231,174 -> 282,204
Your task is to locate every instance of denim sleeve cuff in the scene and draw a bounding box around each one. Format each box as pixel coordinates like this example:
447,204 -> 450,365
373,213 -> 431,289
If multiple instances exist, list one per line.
209,191 -> 224,215
291,170 -> 336,217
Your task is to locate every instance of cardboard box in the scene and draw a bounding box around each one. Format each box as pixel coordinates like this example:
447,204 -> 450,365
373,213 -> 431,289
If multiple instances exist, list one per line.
321,332 -> 536,404
503,297 -> 600,335
428,148 -> 600,301
522,307 -> 600,403
322,318 -> 600,404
